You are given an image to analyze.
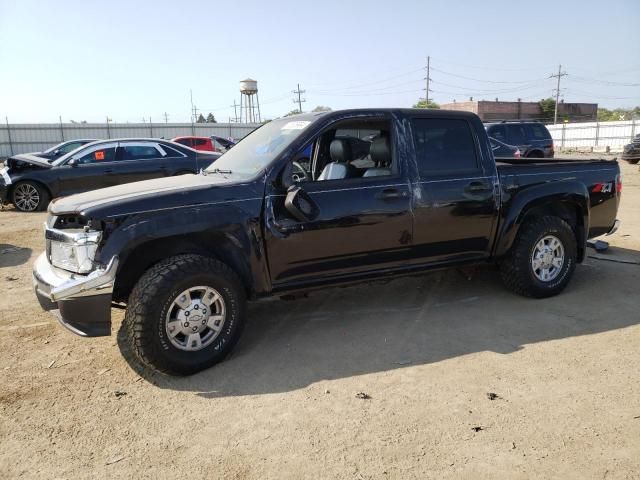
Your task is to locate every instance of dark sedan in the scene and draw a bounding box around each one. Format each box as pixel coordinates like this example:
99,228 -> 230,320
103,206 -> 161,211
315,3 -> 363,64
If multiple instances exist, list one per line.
33,139 -> 98,162
0,139 -> 220,212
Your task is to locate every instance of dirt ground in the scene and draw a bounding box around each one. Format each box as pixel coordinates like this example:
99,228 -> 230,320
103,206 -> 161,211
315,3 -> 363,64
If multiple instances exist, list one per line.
1,156 -> 639,479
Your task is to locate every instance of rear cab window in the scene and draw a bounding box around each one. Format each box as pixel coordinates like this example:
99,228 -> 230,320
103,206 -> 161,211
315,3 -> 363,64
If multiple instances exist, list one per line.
412,118 -> 480,177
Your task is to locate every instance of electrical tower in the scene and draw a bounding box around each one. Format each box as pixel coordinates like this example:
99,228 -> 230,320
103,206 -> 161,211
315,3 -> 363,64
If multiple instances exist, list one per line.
230,100 -> 239,123
163,112 -> 169,123
424,56 -> 432,106
549,65 -> 568,124
292,83 -> 306,113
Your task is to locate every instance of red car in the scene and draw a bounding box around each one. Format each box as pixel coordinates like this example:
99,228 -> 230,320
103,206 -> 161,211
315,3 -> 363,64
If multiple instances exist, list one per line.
172,136 -> 215,152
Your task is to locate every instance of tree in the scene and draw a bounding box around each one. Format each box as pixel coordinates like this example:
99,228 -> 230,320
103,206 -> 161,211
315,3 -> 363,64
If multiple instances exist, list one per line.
538,98 -> 556,121
413,99 -> 440,109
206,113 -> 217,123
311,106 -> 332,112
196,113 -> 206,123
285,109 -> 301,117
597,107 -> 640,121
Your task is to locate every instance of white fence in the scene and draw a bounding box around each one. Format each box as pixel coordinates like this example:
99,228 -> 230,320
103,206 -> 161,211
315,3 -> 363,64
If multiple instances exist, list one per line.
547,119 -> 638,150
0,122 -> 261,158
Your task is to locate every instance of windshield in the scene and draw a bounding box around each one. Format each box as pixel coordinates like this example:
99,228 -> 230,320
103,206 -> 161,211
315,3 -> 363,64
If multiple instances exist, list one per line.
42,142 -> 65,154
205,118 -> 312,176
51,143 -> 96,166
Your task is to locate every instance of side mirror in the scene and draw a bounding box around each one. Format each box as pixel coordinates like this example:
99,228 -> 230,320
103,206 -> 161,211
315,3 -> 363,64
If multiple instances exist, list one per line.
285,185 -> 318,223
68,158 -> 78,167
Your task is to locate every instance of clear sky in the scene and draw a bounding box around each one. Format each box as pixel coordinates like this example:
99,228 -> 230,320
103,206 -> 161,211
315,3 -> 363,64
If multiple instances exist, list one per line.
0,0 -> 638,123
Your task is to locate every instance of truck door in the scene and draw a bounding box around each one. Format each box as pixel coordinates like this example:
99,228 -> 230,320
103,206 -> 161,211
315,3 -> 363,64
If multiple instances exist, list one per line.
409,117 -> 499,264
264,116 -> 413,288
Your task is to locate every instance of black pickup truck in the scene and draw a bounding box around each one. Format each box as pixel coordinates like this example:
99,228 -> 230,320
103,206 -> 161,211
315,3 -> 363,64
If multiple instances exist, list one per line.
32,109 -> 621,375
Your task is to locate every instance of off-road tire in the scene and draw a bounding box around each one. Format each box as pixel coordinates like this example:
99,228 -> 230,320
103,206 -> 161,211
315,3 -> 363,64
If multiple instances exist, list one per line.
499,216 -> 577,298
123,254 -> 246,375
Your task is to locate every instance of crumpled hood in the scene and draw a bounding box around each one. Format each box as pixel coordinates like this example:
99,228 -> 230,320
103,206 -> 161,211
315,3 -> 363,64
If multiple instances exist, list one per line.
49,173 -> 252,216
8,153 -> 52,169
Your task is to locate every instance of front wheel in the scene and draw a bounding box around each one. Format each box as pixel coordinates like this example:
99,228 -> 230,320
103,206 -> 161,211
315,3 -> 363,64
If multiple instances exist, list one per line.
499,216 -> 577,298
12,181 -> 50,212
123,254 -> 246,375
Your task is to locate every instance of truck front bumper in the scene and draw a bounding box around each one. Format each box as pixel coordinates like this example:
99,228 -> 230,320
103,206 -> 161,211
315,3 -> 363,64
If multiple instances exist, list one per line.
32,253 -> 118,337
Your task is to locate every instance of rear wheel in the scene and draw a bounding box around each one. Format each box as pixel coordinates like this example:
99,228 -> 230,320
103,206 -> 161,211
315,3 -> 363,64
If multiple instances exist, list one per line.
12,181 -> 49,212
499,216 -> 577,298
526,150 -> 544,159
123,254 -> 246,375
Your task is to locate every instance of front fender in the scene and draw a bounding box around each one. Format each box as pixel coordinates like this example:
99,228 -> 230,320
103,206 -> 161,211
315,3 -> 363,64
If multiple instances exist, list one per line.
97,198 -> 268,296
495,180 -> 590,259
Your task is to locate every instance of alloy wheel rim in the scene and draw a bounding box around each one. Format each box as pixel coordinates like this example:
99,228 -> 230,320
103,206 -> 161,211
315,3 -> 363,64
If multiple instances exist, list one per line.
165,286 -> 226,352
531,235 -> 565,282
14,184 -> 40,211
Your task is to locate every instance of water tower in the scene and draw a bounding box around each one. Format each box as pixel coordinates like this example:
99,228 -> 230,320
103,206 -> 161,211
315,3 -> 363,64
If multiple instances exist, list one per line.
239,78 -> 261,123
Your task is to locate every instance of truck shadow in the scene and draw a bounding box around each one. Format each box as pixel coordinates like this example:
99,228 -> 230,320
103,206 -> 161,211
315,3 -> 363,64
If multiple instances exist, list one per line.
119,246 -> 640,397
0,244 -> 32,268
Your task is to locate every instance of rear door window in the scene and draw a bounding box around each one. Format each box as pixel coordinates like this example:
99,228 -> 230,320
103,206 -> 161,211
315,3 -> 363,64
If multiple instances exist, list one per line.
412,118 -> 479,176
120,144 -> 161,160
506,125 -> 527,145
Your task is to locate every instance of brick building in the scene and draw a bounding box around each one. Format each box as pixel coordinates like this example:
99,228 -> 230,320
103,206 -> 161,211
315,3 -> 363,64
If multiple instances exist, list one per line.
439,100 -> 597,123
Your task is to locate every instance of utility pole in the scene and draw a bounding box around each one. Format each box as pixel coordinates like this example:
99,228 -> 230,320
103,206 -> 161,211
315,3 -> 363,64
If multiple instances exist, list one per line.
292,83 -> 306,113
424,55 -> 432,106
190,89 -> 199,123
163,112 -> 169,123
230,100 -> 239,122
189,89 -> 197,135
550,64 -> 568,124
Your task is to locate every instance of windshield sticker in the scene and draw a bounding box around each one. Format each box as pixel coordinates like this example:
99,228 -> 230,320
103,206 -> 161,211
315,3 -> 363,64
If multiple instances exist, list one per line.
281,121 -> 311,131
95,151 -> 105,161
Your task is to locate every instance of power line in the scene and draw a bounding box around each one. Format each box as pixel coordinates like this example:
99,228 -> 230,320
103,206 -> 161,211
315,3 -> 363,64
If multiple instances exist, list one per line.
427,55 -> 555,72
430,66 -> 546,84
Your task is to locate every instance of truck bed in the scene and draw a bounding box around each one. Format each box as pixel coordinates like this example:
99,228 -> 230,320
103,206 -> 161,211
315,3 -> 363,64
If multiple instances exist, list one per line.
495,157 -> 620,240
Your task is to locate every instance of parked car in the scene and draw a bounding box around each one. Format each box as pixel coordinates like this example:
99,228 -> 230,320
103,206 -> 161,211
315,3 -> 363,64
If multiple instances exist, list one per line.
485,121 -> 554,158
211,135 -> 237,152
0,139 -> 220,212
172,136 -> 216,152
32,109 -> 620,375
621,134 -> 640,164
490,137 -> 521,159
31,139 -> 99,162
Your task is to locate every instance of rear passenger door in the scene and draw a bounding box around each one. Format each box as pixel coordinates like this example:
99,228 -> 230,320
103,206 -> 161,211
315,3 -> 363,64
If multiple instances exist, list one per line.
409,117 -> 499,264
107,142 -> 168,186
